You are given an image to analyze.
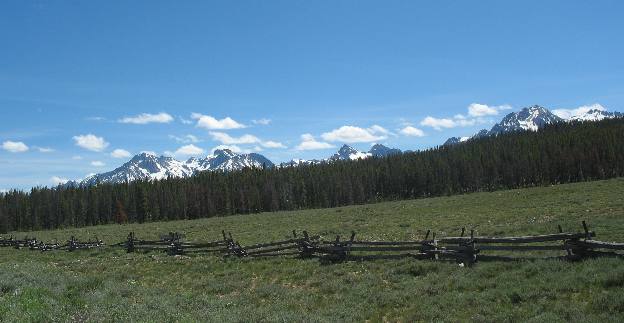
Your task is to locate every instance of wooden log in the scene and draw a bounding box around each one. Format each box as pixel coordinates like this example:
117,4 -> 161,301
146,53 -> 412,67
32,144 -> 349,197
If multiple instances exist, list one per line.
478,245 -> 564,251
247,251 -> 302,258
574,240 -> 624,251
245,244 -> 300,255
349,240 -> 426,246
181,242 -> 227,249
439,232 -> 595,244
344,253 -> 423,260
244,236 -> 320,250
317,245 -> 424,252
243,238 -> 304,250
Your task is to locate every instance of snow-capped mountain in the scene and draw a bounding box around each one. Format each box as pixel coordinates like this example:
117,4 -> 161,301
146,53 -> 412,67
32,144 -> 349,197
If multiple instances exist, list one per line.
73,149 -> 274,186
188,149 -> 273,172
329,144 -> 372,161
80,153 -> 194,186
488,105 -> 564,135
443,136 -> 470,146
280,144 -> 402,167
369,143 -> 402,158
568,108 -> 623,121
444,104 -> 622,146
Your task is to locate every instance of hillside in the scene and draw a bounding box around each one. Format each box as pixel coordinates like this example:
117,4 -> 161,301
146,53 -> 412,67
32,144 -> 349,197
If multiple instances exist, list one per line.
1,178 -> 624,321
2,117 -> 624,233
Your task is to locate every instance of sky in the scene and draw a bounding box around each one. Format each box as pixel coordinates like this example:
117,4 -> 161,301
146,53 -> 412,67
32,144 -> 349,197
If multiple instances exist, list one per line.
1,1 -> 624,190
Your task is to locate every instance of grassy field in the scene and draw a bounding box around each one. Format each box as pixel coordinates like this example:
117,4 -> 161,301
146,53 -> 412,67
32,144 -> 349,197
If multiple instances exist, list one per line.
2,178 -> 624,322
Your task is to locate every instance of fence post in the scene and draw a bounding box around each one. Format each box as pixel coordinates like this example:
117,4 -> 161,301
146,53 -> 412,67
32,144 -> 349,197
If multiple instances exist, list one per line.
168,232 -> 184,256
68,236 -> 76,252
432,232 -> 438,261
298,230 -> 314,258
567,221 -> 593,259
126,232 -> 135,253
461,229 -> 477,266
582,221 -> 592,240
346,231 -> 356,258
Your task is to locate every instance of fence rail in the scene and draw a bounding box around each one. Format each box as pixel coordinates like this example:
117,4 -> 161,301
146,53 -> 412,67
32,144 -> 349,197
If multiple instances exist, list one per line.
1,221 -> 623,266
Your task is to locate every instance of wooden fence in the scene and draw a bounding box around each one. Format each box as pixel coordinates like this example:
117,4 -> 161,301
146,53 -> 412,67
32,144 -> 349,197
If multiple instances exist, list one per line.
0,235 -> 104,251
1,221 -> 623,265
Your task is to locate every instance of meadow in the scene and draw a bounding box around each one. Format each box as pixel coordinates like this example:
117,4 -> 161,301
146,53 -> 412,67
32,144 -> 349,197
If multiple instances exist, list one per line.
2,178 -> 624,322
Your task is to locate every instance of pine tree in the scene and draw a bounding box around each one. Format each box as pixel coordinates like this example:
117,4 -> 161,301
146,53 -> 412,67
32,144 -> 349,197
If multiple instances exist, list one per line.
114,200 -> 128,224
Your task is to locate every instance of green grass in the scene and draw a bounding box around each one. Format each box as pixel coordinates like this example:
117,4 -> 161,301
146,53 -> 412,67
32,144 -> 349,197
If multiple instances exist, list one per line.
2,178 -> 624,322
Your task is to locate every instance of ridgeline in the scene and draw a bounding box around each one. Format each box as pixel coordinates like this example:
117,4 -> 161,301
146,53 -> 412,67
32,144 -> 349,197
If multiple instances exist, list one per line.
1,118 -> 623,232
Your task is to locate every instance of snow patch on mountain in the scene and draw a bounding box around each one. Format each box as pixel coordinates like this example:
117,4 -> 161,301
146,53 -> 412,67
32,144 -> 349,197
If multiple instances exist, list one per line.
72,149 -> 274,186
280,144 -> 402,167
444,104 -> 622,146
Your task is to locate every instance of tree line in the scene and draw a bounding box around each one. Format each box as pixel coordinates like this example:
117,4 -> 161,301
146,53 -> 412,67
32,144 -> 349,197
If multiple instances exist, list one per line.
1,118 -> 624,233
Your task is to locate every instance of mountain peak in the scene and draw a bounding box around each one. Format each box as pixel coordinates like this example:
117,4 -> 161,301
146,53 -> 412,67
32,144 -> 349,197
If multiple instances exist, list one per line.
369,143 -> 402,157
329,145 -> 368,161
490,105 -> 563,135
213,149 -> 235,157
280,143 -> 401,167
132,152 -> 158,160
338,144 -> 358,155
77,149 -> 274,186
443,104 -> 623,146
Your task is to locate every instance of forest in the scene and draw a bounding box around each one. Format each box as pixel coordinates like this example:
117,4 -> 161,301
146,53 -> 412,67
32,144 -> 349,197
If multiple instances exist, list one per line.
1,118 -> 623,233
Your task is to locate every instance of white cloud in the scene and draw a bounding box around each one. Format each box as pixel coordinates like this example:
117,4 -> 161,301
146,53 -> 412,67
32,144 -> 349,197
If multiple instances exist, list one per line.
36,146 -> 54,153
50,176 -> 69,185
209,132 -> 260,145
261,140 -> 287,149
73,134 -> 109,152
252,118 -> 272,125
295,134 -> 335,150
72,155 -> 83,160
91,161 -> 105,167
419,113 -> 489,130
209,131 -> 285,149
179,116 -> 193,125
553,103 -> 606,120
419,103 -> 511,131
321,125 -> 387,143
467,103 -> 512,117
2,141 -> 29,153
0,189 -> 8,194
119,112 -> 174,124
111,149 -> 132,158
169,134 -> 200,143
400,126 -> 425,137
174,144 -> 205,156
368,124 -> 392,136
420,116 -> 458,130
191,113 -> 246,130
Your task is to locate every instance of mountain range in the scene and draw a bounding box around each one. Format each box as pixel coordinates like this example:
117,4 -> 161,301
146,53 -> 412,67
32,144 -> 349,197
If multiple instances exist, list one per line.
68,144 -> 401,187
69,149 -> 274,186
67,105 -> 621,187
444,105 -> 622,146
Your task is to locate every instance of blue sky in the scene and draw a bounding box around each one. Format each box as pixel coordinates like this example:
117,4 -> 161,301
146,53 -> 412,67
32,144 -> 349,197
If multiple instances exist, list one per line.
1,1 -> 624,190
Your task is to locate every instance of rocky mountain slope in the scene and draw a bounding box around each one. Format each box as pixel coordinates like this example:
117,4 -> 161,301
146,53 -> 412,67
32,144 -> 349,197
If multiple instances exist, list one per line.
71,149 -> 274,186
444,105 -> 622,146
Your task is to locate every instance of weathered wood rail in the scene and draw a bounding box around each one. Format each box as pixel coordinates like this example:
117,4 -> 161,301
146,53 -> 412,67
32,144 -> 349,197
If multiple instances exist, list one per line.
0,235 -> 103,251
1,221 -> 623,265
